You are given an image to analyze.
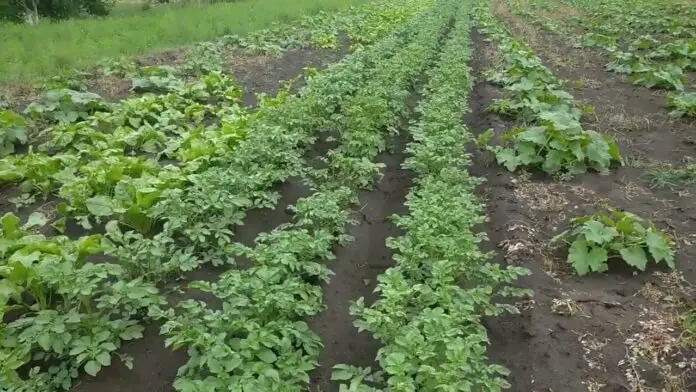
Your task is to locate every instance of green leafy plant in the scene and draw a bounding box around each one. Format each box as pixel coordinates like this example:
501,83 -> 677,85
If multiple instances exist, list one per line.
25,89 -> 110,124
184,42 -> 224,75
43,70 -> 92,92
477,7 -> 622,176
0,212 -> 164,390
131,66 -> 184,93
0,110 -> 29,156
552,208 -> 676,275
493,110 -> 622,175
667,92 -> 696,118
98,57 -> 137,78
630,64 -> 685,90
336,5 -> 530,391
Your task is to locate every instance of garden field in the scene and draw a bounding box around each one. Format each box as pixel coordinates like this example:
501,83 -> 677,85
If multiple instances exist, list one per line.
1,0 -> 696,391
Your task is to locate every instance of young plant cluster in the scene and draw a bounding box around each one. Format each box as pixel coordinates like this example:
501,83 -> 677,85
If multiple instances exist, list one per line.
0,212 -> 163,391
2,71 -> 246,229
475,3 -> 622,176
148,1 -> 457,390
0,109 -> 29,156
552,208 -> 676,275
333,4 -> 530,391
569,0 -> 696,117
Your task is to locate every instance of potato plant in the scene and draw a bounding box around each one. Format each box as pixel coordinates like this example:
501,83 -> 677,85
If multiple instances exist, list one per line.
335,4 -> 530,391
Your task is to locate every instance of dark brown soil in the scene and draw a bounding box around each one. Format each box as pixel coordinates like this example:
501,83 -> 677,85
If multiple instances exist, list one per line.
225,47 -> 350,106
467,1 -> 696,388
86,74 -> 132,102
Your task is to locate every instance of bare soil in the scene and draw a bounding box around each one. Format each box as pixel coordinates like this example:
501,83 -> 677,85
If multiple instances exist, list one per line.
225,47 -> 350,106
467,1 -> 696,389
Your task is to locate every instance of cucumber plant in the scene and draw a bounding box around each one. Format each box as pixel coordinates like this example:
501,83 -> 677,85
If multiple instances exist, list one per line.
552,208 -> 676,275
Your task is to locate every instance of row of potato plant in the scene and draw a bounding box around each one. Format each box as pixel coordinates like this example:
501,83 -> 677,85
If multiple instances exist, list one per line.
152,0 -> 459,390
220,0 -> 432,54
474,1 -> 622,176
0,0 -> 437,389
333,4 -> 530,391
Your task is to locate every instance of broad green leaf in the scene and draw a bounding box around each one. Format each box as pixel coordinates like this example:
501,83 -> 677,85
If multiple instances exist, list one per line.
84,360 -> 101,377
332,369 -> 355,381
586,137 -> 611,168
86,196 -> 114,217
96,351 -> 112,367
539,110 -> 579,130
496,148 -> 519,171
568,240 -> 591,275
586,247 -> 609,273
620,246 -> 648,270
257,348 -> 277,363
515,142 -> 538,165
24,212 -> 48,230
646,231 -> 674,267
1,213 -> 21,239
542,149 -> 565,173
516,126 -> 547,144
583,221 -> 618,244
37,333 -> 52,351
569,140 -> 585,161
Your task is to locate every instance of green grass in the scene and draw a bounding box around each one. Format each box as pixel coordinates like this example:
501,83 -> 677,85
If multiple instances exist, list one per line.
646,164 -> 696,189
0,0 -> 370,84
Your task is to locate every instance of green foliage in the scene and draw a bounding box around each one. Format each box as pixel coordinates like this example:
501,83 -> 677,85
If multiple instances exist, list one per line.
153,1 -> 461,389
552,208 -> 676,275
629,64 -> 684,91
0,1 -> 520,390
25,89 -> 110,124
667,92 -> 696,118
131,66 -> 184,93
0,212 -> 164,390
184,42 -> 224,75
476,1 -> 622,176
0,110 -> 29,156
494,112 -> 622,175
43,70 -> 92,92
569,0 -> 696,112
97,57 -> 137,78
337,4 -> 530,391
0,0 -> 114,22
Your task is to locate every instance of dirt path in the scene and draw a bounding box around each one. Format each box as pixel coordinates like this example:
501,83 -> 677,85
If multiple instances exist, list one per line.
308,131 -> 413,392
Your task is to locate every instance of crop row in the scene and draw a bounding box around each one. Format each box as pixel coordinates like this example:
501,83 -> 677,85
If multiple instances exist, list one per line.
222,0 -> 433,54
329,3 -> 530,391
475,0 -> 622,176
0,0 -> 437,389
510,0 -> 696,117
155,0 -> 462,390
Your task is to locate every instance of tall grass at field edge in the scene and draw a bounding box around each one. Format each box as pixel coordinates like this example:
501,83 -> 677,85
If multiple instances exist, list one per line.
0,0 -> 370,84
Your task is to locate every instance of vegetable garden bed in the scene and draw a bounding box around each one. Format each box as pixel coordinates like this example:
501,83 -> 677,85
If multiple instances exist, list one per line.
2,0 -> 696,391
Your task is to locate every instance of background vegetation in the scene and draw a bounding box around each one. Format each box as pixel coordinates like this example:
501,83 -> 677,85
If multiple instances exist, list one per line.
0,0 -> 370,84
